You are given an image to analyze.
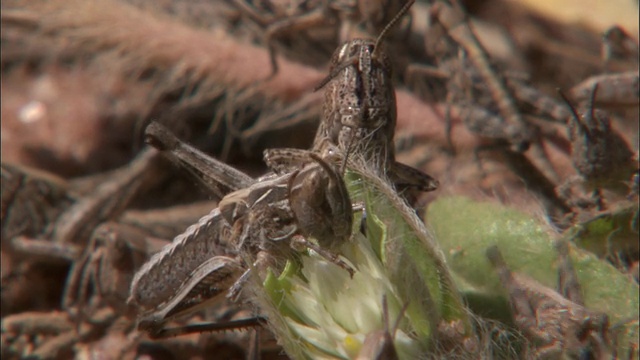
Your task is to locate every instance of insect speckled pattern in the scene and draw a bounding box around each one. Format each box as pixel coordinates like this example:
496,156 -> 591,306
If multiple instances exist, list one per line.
129,123 -> 354,335
317,38 -> 397,171
312,24 -> 439,193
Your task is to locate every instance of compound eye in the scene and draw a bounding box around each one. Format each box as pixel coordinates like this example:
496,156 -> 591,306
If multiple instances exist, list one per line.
365,44 -> 375,54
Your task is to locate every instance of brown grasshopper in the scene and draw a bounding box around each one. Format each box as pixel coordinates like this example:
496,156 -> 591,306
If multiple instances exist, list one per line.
1,163 -> 73,247
558,86 -> 637,210
409,0 -> 636,188
129,122 -> 354,337
425,0 -> 593,127
235,1 -> 438,203
62,222 -> 169,317
426,0 -> 534,152
267,0 -> 438,199
486,243 -> 613,359
5,147 -> 162,253
124,137 -> 248,329
407,0 -> 582,155
131,0 -> 430,335
1,149 -> 163,317
3,166 -> 271,358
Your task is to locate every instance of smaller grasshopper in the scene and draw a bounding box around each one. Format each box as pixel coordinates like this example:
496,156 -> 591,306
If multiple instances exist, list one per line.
62,222 -> 169,318
1,149 -> 162,318
559,86 -> 637,208
4,147 -> 162,259
307,0 -> 439,196
486,243 -> 613,359
1,163 -> 72,242
427,0 -> 532,152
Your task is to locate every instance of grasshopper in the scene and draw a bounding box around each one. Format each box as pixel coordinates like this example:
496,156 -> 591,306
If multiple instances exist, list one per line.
486,243 -> 613,359
129,122 -> 354,336
62,222 -> 170,318
131,0 -> 430,337
4,147 -> 162,253
557,86 -> 637,210
1,149 -> 163,318
409,0 -> 612,189
426,0 -> 533,152
412,1 -> 579,151
268,0 -> 438,199
1,163 -> 73,247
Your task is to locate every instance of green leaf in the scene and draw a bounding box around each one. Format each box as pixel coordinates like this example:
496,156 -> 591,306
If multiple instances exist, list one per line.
348,170 -> 474,350
256,170 -> 474,359
427,196 -> 639,357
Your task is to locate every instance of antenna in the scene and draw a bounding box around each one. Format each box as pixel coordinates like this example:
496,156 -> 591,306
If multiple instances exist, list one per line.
373,0 -> 416,59
557,88 -> 592,139
588,83 -> 600,123
315,0 -> 416,92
